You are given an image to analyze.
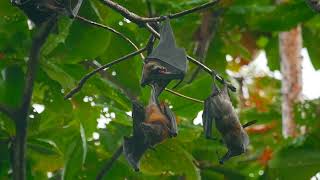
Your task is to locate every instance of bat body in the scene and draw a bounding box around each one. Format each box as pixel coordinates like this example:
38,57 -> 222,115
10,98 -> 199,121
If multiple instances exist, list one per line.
11,0 -> 82,27
203,82 -> 249,164
123,85 -> 177,171
142,85 -> 177,145
141,19 -> 187,94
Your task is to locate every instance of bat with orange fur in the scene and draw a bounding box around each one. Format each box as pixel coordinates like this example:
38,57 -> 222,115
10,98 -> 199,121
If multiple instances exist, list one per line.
123,85 -> 177,171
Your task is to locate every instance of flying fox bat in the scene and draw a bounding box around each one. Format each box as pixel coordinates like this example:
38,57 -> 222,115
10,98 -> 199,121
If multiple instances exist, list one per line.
123,85 -> 177,171
202,80 -> 254,164
141,18 -> 188,96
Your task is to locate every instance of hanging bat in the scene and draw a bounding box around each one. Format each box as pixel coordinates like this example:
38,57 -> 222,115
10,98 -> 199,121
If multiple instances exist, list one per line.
123,85 -> 177,171
141,18 -> 188,95
11,0 -> 83,26
141,84 -> 178,145
202,80 -> 252,164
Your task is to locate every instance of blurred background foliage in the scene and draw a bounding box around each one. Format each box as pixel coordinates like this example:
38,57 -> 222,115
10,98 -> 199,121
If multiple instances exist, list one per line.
0,0 -> 320,179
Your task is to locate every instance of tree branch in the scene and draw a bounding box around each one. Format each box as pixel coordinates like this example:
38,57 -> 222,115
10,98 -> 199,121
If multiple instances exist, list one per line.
13,16 -> 57,180
164,88 -> 204,104
64,47 -> 147,99
96,145 -> 123,180
99,0 -> 219,24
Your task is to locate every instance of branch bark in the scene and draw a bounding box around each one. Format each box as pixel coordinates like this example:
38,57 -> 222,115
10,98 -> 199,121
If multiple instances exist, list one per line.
99,0 -> 219,24
12,17 -> 56,180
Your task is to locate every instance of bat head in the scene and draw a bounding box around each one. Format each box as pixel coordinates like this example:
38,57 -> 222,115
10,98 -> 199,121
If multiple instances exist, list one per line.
141,60 -> 167,86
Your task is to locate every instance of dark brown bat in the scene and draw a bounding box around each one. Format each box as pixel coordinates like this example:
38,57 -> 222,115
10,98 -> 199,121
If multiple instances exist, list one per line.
123,85 -> 177,171
202,81 -> 250,164
141,18 -> 188,95
11,0 -> 82,26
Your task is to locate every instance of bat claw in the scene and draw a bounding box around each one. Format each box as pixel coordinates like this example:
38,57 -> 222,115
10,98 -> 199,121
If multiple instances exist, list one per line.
169,131 -> 177,137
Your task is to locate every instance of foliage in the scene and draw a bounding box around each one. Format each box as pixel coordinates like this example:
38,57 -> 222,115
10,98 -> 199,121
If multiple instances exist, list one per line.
1,0 -> 320,179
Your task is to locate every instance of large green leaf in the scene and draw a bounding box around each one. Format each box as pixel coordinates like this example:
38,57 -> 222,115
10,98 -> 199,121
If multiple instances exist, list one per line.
0,65 -> 25,108
140,140 -> 201,180
62,123 -> 87,180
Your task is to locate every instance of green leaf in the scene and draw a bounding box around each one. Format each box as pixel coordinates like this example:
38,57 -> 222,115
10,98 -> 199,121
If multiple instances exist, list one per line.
303,24 -> 320,70
62,126 -> 87,180
140,140 -> 201,180
268,146 -> 320,179
0,65 -> 25,108
49,0 -> 112,63
265,35 -> 280,71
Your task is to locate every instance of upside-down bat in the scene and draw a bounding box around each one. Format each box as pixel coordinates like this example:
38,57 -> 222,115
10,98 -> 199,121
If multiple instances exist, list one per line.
123,85 -> 177,171
202,80 -> 252,164
11,0 -> 82,26
141,18 -> 188,96
142,85 -> 178,142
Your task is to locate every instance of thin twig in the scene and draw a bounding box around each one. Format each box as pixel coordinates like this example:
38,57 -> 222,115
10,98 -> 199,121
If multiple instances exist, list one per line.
164,88 -> 204,104
64,47 -> 147,99
75,15 -> 144,59
13,16 -> 57,180
100,0 -> 219,24
96,145 -> 123,180
145,23 -> 236,92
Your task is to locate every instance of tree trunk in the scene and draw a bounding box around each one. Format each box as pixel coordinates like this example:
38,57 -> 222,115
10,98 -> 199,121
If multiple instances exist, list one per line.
278,25 -> 302,138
